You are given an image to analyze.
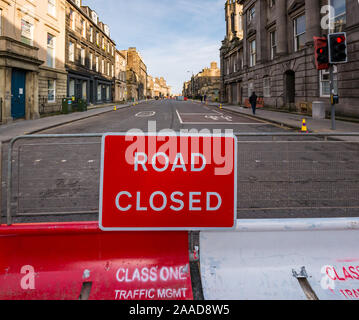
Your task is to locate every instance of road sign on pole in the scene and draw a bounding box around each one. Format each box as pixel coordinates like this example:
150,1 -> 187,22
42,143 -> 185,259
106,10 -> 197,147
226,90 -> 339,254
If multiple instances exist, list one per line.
99,133 -> 237,231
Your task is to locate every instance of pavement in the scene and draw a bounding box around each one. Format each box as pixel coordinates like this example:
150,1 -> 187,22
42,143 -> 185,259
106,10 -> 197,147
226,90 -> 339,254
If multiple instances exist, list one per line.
0,100 -> 148,143
192,100 -> 359,142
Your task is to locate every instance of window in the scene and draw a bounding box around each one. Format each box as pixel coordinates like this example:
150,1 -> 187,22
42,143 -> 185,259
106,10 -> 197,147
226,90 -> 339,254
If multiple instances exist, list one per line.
89,53 -> 93,70
263,77 -> 270,97
320,66 -> 338,97
47,34 -> 55,68
107,62 -> 110,76
70,9 -> 75,31
106,86 -> 110,100
82,81 -> 87,100
102,59 -> 105,74
48,0 -> 56,16
0,9 -> 3,36
69,41 -> 75,62
97,84 -> 102,101
81,48 -> 85,65
21,20 -> 33,46
48,80 -> 56,103
74,0 -> 81,6
249,39 -> 256,67
330,0 -> 346,32
90,26 -> 93,42
96,56 -> 99,72
92,11 -> 98,25
270,31 -> 277,60
112,64 -> 114,77
238,14 -> 243,31
249,6 -> 255,22
96,32 -> 99,46
294,15 -> 306,52
81,20 -> 86,38
69,79 -> 75,97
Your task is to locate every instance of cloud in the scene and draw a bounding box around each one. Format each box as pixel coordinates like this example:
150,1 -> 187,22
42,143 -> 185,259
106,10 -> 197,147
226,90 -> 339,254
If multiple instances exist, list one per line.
83,0 -> 225,94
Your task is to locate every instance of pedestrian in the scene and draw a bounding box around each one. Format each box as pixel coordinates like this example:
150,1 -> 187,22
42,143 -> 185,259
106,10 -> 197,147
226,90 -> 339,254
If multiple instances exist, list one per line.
204,94 -> 207,103
249,92 -> 258,115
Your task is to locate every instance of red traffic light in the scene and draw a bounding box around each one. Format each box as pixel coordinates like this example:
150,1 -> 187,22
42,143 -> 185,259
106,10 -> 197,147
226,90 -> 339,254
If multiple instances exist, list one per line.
329,32 -> 348,64
314,36 -> 329,70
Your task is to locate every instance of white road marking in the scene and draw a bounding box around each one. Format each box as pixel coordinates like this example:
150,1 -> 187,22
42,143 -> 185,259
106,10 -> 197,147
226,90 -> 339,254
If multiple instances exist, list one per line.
175,109 -> 184,124
135,111 -> 156,117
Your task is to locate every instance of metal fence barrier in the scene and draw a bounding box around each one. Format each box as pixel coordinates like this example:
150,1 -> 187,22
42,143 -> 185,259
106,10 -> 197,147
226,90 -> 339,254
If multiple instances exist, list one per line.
4,133 -> 359,226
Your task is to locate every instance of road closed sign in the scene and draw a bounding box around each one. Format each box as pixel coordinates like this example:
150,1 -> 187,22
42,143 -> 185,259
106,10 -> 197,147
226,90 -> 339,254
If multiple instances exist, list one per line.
99,133 -> 237,231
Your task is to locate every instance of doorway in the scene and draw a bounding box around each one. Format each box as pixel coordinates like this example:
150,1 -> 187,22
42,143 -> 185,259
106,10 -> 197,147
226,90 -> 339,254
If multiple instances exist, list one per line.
284,70 -> 295,110
11,69 -> 26,119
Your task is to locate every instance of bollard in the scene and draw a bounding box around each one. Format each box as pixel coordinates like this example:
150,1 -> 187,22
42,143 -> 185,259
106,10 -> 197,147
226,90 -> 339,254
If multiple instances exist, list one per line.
114,106 -> 117,111
301,119 -> 308,133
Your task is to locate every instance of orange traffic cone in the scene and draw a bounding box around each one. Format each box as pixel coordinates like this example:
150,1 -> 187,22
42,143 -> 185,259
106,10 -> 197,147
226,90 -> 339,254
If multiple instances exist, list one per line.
301,119 -> 308,133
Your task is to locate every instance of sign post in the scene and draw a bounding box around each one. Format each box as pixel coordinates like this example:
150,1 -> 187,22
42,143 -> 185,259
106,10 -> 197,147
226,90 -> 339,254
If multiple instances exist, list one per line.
99,133 -> 237,231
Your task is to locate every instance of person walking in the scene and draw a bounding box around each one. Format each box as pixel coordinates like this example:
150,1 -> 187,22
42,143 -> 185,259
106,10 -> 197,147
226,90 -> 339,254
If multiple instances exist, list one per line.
249,92 -> 258,115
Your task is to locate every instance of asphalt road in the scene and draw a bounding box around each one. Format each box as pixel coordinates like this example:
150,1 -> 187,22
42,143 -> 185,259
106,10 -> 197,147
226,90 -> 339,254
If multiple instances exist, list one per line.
2,99 -> 359,224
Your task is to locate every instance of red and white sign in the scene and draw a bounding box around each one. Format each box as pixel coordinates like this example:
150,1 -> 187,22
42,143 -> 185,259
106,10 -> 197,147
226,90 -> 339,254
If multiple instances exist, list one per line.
99,133 -> 237,231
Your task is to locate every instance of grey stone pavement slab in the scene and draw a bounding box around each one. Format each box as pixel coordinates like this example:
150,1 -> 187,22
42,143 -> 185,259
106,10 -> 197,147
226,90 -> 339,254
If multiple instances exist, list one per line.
198,100 -> 359,142
0,102 -> 146,143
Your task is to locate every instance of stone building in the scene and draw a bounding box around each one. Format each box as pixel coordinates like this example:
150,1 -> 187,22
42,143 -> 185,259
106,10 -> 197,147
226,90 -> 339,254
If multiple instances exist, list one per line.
123,47 -> 147,101
147,75 -> 154,98
154,77 -> 171,98
65,0 -> 116,105
115,50 -> 127,102
221,0 -> 359,117
0,0 -> 67,123
183,62 -> 221,101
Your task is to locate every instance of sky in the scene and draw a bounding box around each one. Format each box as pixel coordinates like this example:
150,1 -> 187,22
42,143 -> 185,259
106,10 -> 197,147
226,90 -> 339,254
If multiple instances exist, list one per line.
83,0 -> 226,94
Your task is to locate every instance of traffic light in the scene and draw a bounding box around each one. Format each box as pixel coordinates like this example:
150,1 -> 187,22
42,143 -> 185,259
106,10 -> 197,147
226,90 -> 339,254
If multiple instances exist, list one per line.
329,32 -> 348,64
314,36 -> 329,70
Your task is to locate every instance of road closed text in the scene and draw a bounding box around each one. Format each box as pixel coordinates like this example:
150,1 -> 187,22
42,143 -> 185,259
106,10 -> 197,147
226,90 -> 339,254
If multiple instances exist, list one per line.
100,134 -> 236,230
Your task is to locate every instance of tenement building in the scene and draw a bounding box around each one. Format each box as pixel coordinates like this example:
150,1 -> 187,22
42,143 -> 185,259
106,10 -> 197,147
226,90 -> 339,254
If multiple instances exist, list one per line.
0,0 -> 67,123
123,47 -> 147,101
221,0 -> 359,117
65,0 -> 116,105
115,50 -> 127,102
183,62 -> 221,101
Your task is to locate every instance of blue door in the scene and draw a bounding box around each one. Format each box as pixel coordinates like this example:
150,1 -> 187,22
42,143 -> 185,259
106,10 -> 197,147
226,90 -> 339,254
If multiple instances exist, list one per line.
11,69 -> 26,119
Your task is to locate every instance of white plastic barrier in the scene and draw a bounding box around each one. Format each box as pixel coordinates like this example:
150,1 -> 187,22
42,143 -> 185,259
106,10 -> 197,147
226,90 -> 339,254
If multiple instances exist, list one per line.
200,218 -> 359,300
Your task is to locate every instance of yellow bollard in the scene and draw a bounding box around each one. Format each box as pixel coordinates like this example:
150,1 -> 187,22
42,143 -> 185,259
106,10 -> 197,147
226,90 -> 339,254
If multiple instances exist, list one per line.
114,106 -> 117,111
219,104 -> 222,109
301,119 -> 308,133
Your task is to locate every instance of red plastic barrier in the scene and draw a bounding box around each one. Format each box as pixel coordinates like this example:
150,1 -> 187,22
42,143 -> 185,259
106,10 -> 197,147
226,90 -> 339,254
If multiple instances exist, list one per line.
244,98 -> 264,108
0,222 -> 193,300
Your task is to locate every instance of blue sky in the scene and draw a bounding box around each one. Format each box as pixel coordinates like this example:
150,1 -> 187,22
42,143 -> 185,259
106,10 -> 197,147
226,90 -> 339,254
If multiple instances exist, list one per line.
83,0 -> 225,94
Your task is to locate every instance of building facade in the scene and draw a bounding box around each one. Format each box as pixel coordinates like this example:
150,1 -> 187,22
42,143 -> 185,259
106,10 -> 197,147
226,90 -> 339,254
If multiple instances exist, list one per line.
115,50 -> 127,102
221,0 -> 359,117
124,47 -> 147,101
0,0 -> 67,123
183,62 -> 221,101
65,0 -> 116,105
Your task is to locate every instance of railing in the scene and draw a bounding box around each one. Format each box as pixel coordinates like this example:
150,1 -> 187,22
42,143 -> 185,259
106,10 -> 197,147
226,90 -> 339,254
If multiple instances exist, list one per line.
39,95 -> 66,115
